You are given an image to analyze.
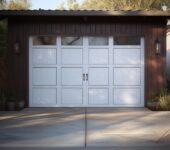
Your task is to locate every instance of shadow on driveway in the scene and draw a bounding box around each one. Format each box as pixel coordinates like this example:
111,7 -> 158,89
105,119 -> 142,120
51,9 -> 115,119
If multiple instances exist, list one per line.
0,108 -> 170,149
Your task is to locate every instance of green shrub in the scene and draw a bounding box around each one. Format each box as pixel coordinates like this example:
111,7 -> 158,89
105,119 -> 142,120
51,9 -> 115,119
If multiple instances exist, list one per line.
0,89 -> 7,110
167,80 -> 170,92
0,89 -> 17,110
147,91 -> 159,103
159,89 -> 170,111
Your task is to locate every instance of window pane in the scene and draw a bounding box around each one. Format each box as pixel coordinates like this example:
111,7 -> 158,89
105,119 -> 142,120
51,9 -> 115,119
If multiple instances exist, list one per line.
33,36 -> 56,45
61,36 -> 83,45
89,37 -> 108,45
114,37 -> 140,45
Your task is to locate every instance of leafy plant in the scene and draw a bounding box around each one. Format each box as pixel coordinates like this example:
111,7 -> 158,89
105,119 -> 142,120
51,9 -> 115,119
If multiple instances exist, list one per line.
0,89 -> 16,102
167,80 -> 170,92
6,90 -> 16,102
159,89 -> 170,111
148,91 -> 159,103
57,0 -> 170,10
0,88 -> 7,110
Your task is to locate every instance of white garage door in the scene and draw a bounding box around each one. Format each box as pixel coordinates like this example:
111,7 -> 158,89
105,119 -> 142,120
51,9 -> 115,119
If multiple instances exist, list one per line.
29,36 -> 144,107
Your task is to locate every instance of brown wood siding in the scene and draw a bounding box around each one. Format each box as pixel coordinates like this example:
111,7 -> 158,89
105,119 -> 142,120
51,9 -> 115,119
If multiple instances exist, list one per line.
7,16 -> 167,108
0,57 -> 7,88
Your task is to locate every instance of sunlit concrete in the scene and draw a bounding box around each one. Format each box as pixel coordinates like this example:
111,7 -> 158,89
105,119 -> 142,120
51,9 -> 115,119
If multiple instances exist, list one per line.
87,108 -> 170,147
0,108 -> 85,147
0,108 -> 170,149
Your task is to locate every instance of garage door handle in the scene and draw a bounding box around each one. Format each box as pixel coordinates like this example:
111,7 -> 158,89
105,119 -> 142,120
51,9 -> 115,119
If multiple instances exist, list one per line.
83,74 -> 85,81
86,74 -> 88,81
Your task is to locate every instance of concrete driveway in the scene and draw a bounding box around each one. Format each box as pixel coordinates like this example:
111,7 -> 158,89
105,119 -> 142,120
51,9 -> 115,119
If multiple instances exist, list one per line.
0,108 -> 170,150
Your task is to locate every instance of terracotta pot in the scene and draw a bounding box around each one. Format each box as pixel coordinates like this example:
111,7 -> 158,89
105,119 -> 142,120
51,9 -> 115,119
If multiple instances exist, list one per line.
147,102 -> 160,111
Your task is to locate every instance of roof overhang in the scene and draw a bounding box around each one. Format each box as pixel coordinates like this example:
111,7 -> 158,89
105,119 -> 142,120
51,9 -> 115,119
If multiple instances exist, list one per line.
0,10 -> 170,18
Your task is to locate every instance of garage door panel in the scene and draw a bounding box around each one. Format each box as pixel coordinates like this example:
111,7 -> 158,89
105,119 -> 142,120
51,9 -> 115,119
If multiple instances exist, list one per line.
62,48 -> 83,64
114,88 -> 141,105
30,36 -> 144,107
32,88 -> 57,105
114,68 -> 141,86
61,88 -> 83,104
61,68 -> 83,86
32,48 -> 57,65
89,68 -> 109,85
88,88 -> 109,105
32,68 -> 57,86
89,48 -> 109,64
114,48 -> 140,65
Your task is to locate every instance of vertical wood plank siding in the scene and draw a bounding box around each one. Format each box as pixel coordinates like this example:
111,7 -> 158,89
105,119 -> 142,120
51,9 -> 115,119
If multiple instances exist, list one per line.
7,17 -> 167,107
0,57 -> 7,88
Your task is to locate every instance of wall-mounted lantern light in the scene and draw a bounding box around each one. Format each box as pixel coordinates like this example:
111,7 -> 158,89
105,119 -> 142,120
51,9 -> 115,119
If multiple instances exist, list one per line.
155,38 -> 161,55
14,41 -> 20,55
161,3 -> 168,11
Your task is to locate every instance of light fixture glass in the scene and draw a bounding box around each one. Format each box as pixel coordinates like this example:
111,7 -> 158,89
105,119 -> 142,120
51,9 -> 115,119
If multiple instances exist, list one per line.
155,38 -> 161,55
14,41 -> 20,54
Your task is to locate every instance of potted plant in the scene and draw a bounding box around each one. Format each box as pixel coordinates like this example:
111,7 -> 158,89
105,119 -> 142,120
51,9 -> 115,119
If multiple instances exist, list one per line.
18,100 -> 25,110
147,93 -> 160,111
0,89 -> 7,111
147,100 -> 160,111
7,90 -> 16,111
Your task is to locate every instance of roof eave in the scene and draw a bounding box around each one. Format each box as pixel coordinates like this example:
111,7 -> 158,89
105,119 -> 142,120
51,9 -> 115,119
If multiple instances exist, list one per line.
0,10 -> 170,18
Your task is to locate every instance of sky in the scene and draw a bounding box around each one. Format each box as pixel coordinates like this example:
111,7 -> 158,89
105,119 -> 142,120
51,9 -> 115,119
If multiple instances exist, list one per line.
31,0 -> 83,10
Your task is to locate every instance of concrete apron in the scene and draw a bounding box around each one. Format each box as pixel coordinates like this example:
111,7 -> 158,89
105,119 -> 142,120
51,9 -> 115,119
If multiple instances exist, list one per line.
87,108 -> 170,147
0,108 -> 85,147
0,108 -> 170,148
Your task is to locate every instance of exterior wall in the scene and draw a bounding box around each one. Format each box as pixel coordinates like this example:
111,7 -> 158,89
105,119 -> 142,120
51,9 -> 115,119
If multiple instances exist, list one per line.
0,57 -> 7,88
167,31 -> 170,80
7,16 -> 167,108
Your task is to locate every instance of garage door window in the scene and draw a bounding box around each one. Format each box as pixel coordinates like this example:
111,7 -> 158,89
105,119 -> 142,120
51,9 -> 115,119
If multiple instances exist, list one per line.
114,37 -> 140,45
89,37 -> 108,45
61,36 -> 83,45
32,36 -> 56,45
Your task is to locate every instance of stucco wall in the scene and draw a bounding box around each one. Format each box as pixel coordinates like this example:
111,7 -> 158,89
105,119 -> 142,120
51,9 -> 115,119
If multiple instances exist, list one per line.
167,31 -> 170,80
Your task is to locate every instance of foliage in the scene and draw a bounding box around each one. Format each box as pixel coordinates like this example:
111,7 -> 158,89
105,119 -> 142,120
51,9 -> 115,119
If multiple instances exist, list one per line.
0,0 -> 6,9
0,0 -> 31,10
147,81 -> 170,111
57,2 -> 65,10
0,88 -> 17,110
159,89 -> 170,111
0,88 -> 7,109
167,80 -> 170,92
0,89 -> 16,101
6,90 -> 16,102
68,0 -> 80,10
7,0 -> 31,10
56,0 -> 170,10
148,92 -> 159,103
